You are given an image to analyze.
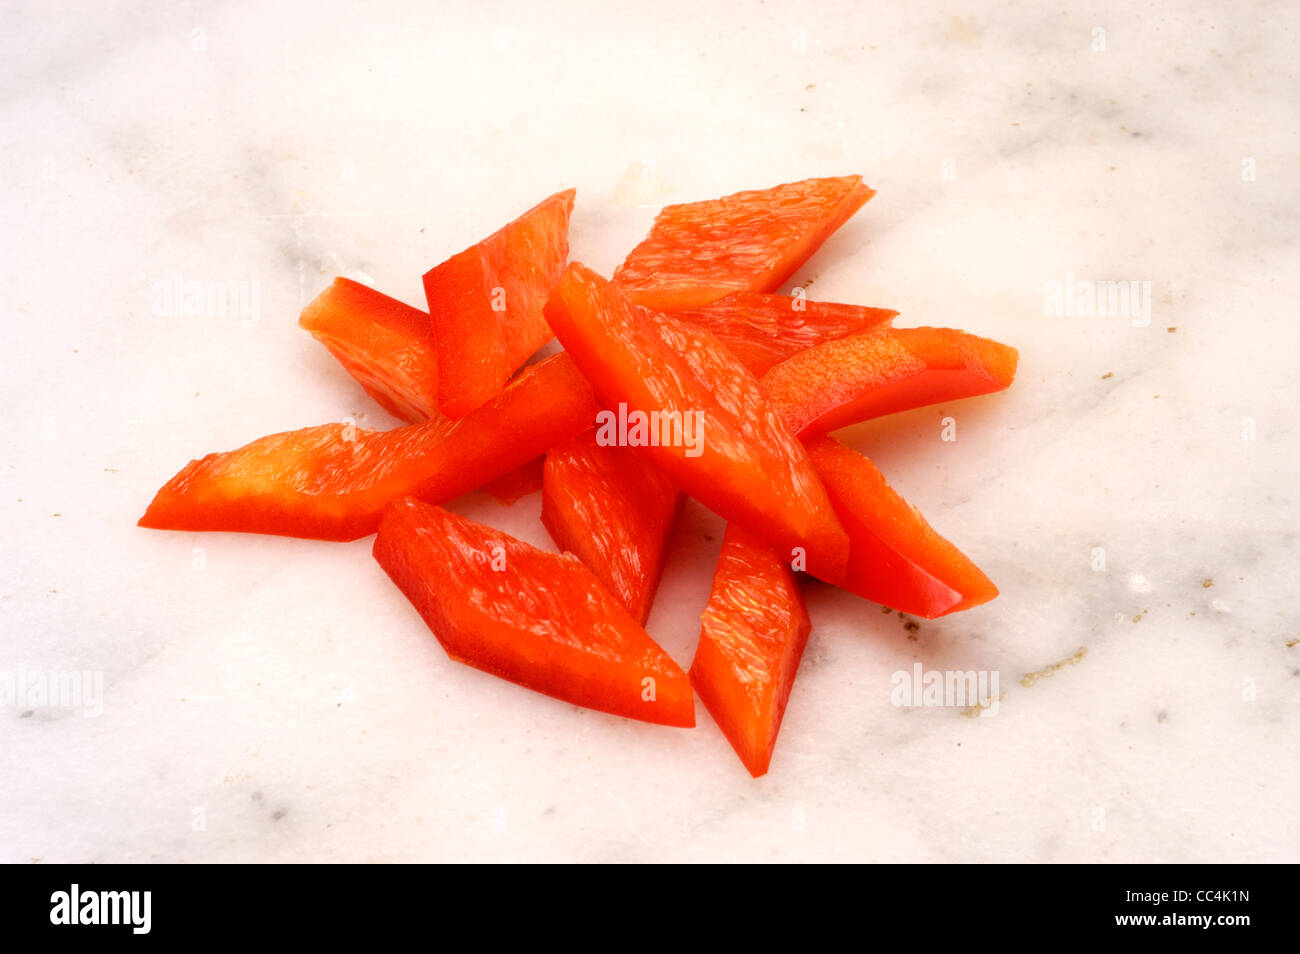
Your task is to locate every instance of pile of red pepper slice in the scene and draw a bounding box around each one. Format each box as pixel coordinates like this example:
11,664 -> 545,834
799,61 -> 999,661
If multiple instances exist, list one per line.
141,176 -> 1018,777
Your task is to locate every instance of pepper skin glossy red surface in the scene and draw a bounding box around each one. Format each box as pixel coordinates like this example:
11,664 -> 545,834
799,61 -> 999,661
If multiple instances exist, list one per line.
804,436 -> 999,618
541,429 -> 682,625
423,189 -> 575,418
762,326 -> 1019,437
690,524 -> 812,777
373,497 -> 695,726
139,354 -> 597,540
544,262 -> 850,581
662,292 -> 895,375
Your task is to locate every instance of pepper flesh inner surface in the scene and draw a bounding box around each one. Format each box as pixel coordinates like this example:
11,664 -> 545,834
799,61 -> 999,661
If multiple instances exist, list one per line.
613,175 -> 875,310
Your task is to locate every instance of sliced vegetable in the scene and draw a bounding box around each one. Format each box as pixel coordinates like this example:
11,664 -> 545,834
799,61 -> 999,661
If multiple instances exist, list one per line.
762,326 -> 1019,437
690,524 -> 811,777
374,497 -> 694,726
298,277 -> 441,423
483,456 -> 545,505
423,189 -> 575,419
544,263 -> 850,580
806,436 -> 998,618
138,172 -> 1022,772
541,430 -> 682,624
662,292 -> 896,375
138,354 -> 596,540
613,176 -> 874,310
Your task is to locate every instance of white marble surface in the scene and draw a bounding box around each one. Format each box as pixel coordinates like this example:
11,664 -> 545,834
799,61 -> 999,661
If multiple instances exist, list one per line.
2,0 -> 1297,863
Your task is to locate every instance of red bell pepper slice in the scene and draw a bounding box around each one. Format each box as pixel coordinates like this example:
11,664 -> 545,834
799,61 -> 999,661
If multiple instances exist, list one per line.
423,189 -> 575,419
762,326 -> 1019,437
805,436 -> 998,618
482,456 -> 545,505
613,176 -> 875,310
662,292 -> 896,375
690,524 -> 811,777
374,497 -> 694,727
541,430 -> 682,625
298,277 -> 442,424
544,263 -> 850,580
138,354 -> 596,541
